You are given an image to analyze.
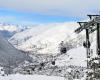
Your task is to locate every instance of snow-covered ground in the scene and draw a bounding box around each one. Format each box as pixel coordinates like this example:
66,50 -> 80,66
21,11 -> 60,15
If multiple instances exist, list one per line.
56,47 -> 87,67
0,74 -> 65,80
0,74 -> 85,80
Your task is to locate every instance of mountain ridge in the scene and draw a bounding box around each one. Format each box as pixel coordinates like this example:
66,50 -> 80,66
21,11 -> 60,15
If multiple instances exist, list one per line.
9,22 -> 79,54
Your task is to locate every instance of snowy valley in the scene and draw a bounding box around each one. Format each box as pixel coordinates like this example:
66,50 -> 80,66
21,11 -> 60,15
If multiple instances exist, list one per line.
0,22 -> 96,80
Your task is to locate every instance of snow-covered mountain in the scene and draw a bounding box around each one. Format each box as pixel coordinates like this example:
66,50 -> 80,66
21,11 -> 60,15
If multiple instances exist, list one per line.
9,22 -> 80,54
0,34 -> 32,70
9,22 -> 96,66
8,22 -> 97,80
0,23 -> 30,39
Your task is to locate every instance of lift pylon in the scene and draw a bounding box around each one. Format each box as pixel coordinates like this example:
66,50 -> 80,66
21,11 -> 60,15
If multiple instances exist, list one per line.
75,14 -> 100,80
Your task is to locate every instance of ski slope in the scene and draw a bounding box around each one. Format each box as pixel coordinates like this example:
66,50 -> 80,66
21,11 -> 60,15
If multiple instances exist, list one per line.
56,47 -> 87,67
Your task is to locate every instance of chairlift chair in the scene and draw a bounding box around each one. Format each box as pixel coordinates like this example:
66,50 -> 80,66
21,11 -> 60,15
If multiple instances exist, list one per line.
52,61 -> 55,65
60,47 -> 67,54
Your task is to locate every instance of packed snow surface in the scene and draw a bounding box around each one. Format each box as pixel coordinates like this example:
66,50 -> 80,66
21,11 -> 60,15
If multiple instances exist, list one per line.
0,74 -> 85,80
0,74 -> 65,80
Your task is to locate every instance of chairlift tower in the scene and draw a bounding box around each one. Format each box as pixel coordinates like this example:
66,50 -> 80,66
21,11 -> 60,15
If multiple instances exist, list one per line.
75,14 -> 100,80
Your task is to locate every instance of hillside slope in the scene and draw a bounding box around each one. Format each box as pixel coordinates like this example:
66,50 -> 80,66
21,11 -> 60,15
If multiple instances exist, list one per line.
0,34 -> 32,67
9,22 -> 79,54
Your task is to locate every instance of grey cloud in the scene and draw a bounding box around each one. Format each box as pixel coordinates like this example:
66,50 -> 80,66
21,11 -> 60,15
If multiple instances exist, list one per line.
0,0 -> 100,17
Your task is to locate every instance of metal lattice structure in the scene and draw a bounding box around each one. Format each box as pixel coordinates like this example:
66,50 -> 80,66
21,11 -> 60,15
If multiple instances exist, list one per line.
75,14 -> 100,80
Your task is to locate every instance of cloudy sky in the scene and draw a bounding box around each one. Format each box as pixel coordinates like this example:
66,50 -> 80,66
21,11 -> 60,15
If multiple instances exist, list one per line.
0,0 -> 100,25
